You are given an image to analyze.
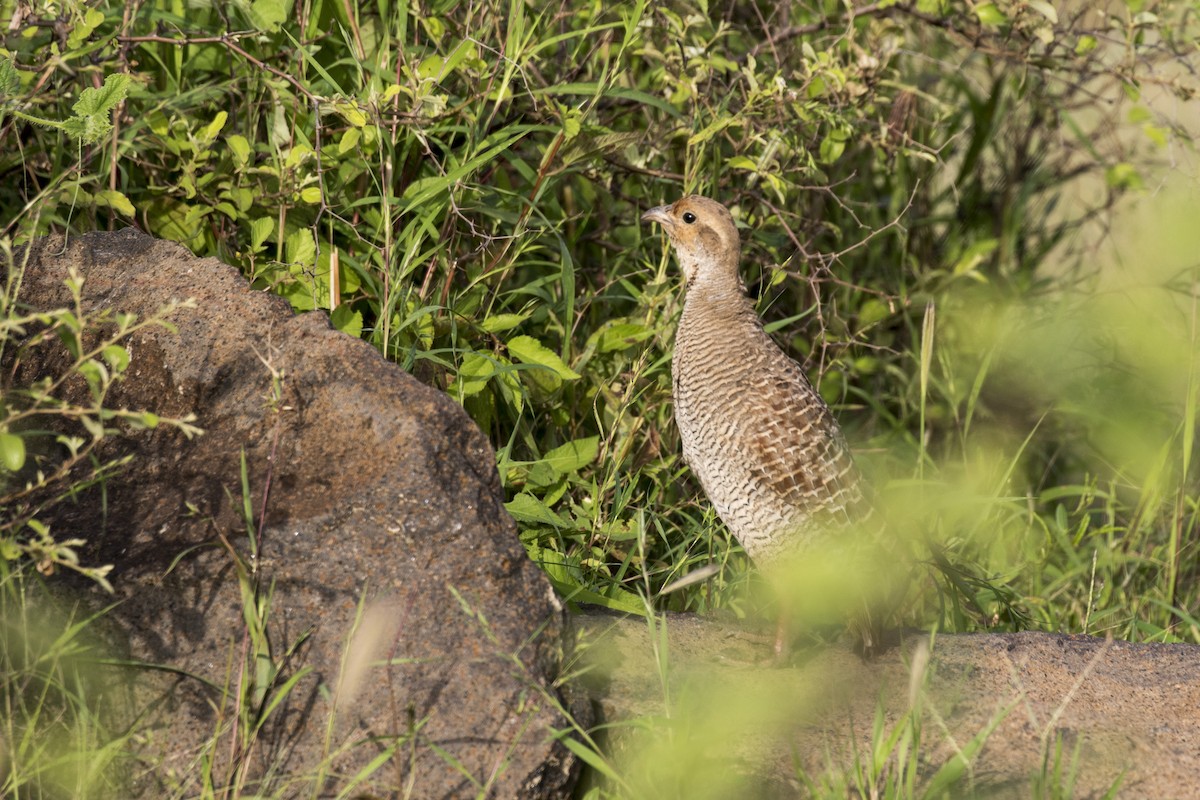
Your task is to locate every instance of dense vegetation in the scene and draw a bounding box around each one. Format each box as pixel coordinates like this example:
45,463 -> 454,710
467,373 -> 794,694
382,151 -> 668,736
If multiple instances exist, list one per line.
1,0 -> 1198,796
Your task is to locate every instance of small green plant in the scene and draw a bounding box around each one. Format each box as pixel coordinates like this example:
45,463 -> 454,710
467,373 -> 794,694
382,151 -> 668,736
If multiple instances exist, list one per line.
0,562 -> 132,800
0,248 -> 201,588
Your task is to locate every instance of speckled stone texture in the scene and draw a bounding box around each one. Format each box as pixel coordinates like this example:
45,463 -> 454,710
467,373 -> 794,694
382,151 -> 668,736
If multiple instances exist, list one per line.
13,229 -> 583,798
578,611 -> 1200,798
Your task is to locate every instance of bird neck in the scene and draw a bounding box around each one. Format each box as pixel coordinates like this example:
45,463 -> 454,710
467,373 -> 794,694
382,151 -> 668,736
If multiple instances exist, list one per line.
683,250 -> 747,301
685,272 -> 752,309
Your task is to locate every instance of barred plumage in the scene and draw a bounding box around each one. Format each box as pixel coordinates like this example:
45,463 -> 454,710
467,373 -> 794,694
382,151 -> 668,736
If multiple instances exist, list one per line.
643,195 -> 871,567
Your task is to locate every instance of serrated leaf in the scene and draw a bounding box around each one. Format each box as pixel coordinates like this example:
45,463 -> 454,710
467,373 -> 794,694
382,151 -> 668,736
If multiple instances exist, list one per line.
250,217 -> 274,250
286,228 -> 316,266
541,437 -> 599,475
65,74 -> 130,144
0,433 -> 26,472
507,335 -> 581,381
0,55 -> 19,95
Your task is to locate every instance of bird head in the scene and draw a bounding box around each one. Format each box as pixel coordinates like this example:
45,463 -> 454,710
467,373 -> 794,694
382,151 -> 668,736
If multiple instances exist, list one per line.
642,195 -> 743,292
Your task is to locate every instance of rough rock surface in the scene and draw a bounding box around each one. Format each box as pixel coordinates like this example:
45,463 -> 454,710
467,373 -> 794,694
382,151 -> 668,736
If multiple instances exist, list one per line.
14,230 -> 582,798
576,610 -> 1200,799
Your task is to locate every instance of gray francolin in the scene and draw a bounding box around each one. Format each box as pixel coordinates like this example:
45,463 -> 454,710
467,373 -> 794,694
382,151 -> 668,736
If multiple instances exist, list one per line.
643,195 -> 881,653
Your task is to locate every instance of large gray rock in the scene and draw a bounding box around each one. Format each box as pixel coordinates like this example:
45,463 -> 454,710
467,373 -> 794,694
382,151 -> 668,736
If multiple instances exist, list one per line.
13,229 -> 583,798
577,610 -> 1200,798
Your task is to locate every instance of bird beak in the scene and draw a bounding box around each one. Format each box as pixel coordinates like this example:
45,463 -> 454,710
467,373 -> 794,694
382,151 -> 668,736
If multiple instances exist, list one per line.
641,205 -> 674,228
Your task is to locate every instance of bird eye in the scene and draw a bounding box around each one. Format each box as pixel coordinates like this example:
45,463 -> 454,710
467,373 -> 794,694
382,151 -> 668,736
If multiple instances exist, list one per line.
682,212 -> 697,224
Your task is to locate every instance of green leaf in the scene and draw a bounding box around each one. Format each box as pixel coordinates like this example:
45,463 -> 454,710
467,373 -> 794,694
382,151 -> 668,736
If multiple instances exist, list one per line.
55,324 -> 80,358
819,127 -> 850,164
67,7 -> 105,49
101,345 -> 130,373
450,352 -> 497,397
250,217 -> 275,250
299,186 -> 323,204
688,116 -> 735,147
285,143 -> 314,168
77,360 -> 108,401
0,55 -> 19,96
505,492 -> 566,526
400,129 -> 529,211
286,228 -> 316,267
202,111 -> 228,141
857,299 -> 891,327
248,0 -> 288,32
596,322 -> 653,353
128,412 -> 160,430
417,39 -> 479,83
228,134 -> 252,166
479,313 -> 528,333
64,74 -> 130,145
541,437 -> 599,475
330,305 -> 363,337
229,187 -> 254,213
952,238 -> 999,276
334,100 -> 368,127
507,335 -> 581,381
562,108 -> 583,140
0,537 -> 20,561
974,2 -> 1008,26
1105,162 -> 1143,190
1075,34 -> 1098,56
93,190 -> 135,217
337,127 -> 361,155
0,433 -> 26,472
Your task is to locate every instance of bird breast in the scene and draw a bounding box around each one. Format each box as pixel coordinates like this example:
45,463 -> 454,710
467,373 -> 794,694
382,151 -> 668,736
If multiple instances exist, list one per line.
672,292 -> 864,565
